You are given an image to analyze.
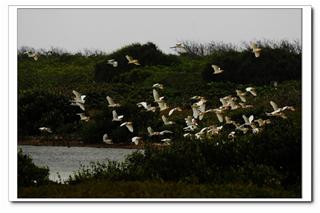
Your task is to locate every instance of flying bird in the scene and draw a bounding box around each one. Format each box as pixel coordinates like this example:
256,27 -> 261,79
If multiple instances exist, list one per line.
131,136 -> 143,145
242,114 -> 254,126
125,55 -> 140,65
211,65 -> 224,74
107,59 -> 118,67
39,127 -> 52,133
106,96 -> 121,107
137,102 -> 156,112
103,134 -> 113,144
147,127 -> 173,136
120,122 -> 134,132
250,42 -> 262,58
266,101 -> 294,119
24,51 -> 39,61
170,43 -> 185,49
71,90 -> 86,104
246,87 -> 257,96
112,110 -> 124,122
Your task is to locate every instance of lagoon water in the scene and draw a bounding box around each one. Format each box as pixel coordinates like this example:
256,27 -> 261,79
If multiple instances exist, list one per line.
19,145 -> 139,182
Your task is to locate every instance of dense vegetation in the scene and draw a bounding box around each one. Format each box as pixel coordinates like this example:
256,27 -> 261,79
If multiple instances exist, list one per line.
18,40 -> 301,198
18,149 -> 50,187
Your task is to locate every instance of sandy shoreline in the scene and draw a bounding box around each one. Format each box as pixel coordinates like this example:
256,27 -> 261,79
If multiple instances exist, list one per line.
18,139 -> 144,149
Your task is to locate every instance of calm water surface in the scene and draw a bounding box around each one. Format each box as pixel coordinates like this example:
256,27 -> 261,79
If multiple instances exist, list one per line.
19,145 -> 140,182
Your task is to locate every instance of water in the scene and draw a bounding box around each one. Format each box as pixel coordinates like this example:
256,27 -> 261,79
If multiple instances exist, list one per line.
19,145 -> 139,182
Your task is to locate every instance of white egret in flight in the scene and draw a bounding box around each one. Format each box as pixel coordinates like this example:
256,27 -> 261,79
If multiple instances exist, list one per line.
131,136 -> 143,145
107,59 -> 118,67
39,127 -> 52,133
103,134 -> 113,144
112,110 -> 124,122
120,122 -> 134,132
125,55 -> 140,65
250,42 -> 262,58
211,65 -> 224,74
106,96 -> 121,107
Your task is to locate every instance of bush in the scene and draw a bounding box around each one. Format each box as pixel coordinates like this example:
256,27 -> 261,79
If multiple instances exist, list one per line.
18,149 -> 50,187
18,89 -> 80,137
201,43 -> 301,85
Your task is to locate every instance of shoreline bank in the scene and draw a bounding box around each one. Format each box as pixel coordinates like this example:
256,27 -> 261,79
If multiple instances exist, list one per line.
18,139 -> 144,149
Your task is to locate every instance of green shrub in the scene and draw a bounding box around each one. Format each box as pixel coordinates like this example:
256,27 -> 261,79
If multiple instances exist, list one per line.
18,149 -> 50,187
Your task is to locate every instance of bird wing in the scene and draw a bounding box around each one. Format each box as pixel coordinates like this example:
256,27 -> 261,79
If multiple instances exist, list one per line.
147,127 -> 154,135
250,42 -> 257,49
168,108 -> 175,116
76,103 -> 85,111
76,113 -> 84,119
106,96 -> 115,105
249,88 -> 257,96
103,134 -> 108,141
185,116 -> 192,126
162,115 -> 168,123
242,115 -> 249,124
72,90 -> 81,99
158,101 -> 168,111
133,60 -> 140,65
211,65 -> 219,73
137,102 -> 148,109
270,101 -> 279,111
249,115 -> 254,124
199,103 -> 206,112
126,123 -> 134,132
153,89 -> 160,101
160,130 -> 173,135
238,94 -> 246,102
192,105 -> 199,119
216,112 -> 224,123
112,110 -> 118,119
80,95 -> 86,102
120,122 -> 127,127
125,55 -> 133,62
220,98 -> 227,106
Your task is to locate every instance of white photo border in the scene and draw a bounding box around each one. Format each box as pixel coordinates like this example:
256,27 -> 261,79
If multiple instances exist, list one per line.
8,5 -> 312,202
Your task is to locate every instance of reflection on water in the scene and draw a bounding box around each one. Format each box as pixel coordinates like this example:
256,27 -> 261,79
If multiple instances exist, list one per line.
19,145 -> 139,182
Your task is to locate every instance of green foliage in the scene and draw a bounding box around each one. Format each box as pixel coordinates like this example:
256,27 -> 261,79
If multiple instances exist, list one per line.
18,180 -> 300,198
201,45 -> 301,85
18,149 -> 50,187
18,89 -> 80,137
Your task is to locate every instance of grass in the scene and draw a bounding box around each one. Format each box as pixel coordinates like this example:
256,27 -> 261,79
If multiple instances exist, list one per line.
18,180 -> 300,198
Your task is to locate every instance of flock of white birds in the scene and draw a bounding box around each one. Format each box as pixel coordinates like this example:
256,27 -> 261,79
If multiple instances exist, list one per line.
37,43 -> 295,146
